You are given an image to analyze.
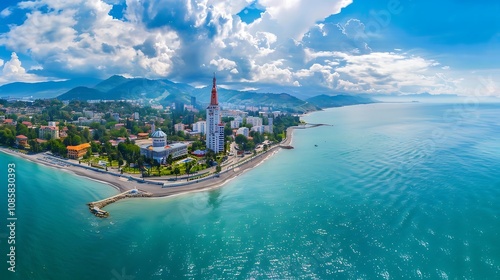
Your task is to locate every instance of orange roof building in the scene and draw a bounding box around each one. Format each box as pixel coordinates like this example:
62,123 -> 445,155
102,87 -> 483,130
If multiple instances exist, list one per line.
22,121 -> 33,128
67,143 -> 91,159
137,133 -> 149,139
15,135 -> 28,147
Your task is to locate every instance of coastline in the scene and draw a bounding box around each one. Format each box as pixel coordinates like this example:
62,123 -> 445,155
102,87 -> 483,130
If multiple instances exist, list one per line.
0,127 -> 298,201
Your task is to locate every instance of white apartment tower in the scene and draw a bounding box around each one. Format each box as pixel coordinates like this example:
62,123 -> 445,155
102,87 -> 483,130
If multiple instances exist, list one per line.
193,121 -> 206,134
206,75 -> 225,153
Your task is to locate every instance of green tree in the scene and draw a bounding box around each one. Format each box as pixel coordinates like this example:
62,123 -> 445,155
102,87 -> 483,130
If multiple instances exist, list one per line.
152,160 -> 160,176
16,123 -> 29,136
235,134 -> 247,145
85,149 -> 92,159
224,124 -> 233,137
167,154 -> 173,166
82,128 -> 91,142
185,161 -> 194,178
28,139 -> 43,153
204,149 -> 216,164
190,140 -> 204,152
0,128 -> 16,146
173,167 -> 180,180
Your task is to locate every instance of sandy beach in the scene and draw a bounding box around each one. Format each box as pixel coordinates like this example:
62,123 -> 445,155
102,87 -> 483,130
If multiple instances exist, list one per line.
0,126 -> 297,201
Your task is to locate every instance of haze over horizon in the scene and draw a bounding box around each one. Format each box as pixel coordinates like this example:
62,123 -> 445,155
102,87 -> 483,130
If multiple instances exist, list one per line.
0,0 -> 498,97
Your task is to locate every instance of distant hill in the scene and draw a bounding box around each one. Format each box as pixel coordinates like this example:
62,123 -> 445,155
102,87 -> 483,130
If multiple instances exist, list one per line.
57,75 -> 319,113
190,87 -> 319,113
93,75 -> 128,92
0,77 -> 102,99
306,94 -> 377,109
58,76 -> 194,102
60,86 -> 105,100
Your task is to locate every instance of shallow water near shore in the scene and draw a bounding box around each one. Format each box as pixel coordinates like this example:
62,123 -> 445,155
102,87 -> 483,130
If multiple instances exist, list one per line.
1,102 -> 500,279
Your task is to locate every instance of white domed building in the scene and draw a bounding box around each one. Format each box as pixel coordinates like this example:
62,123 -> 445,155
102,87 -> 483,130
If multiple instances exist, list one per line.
139,128 -> 188,163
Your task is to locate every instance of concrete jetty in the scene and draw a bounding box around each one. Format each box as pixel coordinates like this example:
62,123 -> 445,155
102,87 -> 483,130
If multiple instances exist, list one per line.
87,189 -> 153,218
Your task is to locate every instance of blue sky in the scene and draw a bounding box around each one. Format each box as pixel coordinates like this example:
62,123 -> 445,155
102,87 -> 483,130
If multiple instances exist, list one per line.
0,0 -> 498,97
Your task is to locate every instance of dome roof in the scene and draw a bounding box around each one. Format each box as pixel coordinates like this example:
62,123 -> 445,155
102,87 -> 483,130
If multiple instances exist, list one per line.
151,128 -> 166,138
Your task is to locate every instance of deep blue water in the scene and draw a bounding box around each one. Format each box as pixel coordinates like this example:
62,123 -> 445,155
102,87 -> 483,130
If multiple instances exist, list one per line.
1,102 -> 499,279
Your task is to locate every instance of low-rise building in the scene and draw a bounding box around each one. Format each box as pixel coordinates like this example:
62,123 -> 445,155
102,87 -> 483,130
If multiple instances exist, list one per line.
192,121 -> 206,134
139,129 -> 188,164
15,135 -> 28,147
251,125 -> 265,134
230,119 -> 241,129
236,127 -> 249,137
39,125 -> 59,140
22,121 -> 33,128
246,116 -> 263,127
114,123 -> 125,129
174,123 -> 184,132
3,119 -> 16,126
67,143 -> 91,159
137,133 -> 149,139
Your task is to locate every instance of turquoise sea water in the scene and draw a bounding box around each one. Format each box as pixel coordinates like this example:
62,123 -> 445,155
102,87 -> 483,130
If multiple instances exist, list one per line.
1,102 -> 499,279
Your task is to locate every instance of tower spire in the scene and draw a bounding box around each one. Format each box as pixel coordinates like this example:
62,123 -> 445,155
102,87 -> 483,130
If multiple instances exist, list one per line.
210,73 -> 218,105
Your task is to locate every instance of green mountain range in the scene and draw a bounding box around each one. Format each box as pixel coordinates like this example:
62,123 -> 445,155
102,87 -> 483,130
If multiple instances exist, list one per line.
1,75 -> 379,113
58,76 -> 183,101
57,75 -> 322,113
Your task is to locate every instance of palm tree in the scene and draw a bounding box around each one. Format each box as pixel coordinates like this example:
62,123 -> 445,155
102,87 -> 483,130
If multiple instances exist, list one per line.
204,149 -> 215,164
173,167 -> 180,180
185,161 -> 194,180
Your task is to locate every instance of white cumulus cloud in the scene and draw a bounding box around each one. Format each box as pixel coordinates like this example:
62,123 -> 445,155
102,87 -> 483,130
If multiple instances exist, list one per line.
0,0 -> 488,95
0,52 -> 47,84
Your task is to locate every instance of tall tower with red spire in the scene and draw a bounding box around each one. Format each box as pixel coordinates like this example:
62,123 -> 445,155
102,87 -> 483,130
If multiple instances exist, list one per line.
210,74 -> 218,105
206,73 -> 224,153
